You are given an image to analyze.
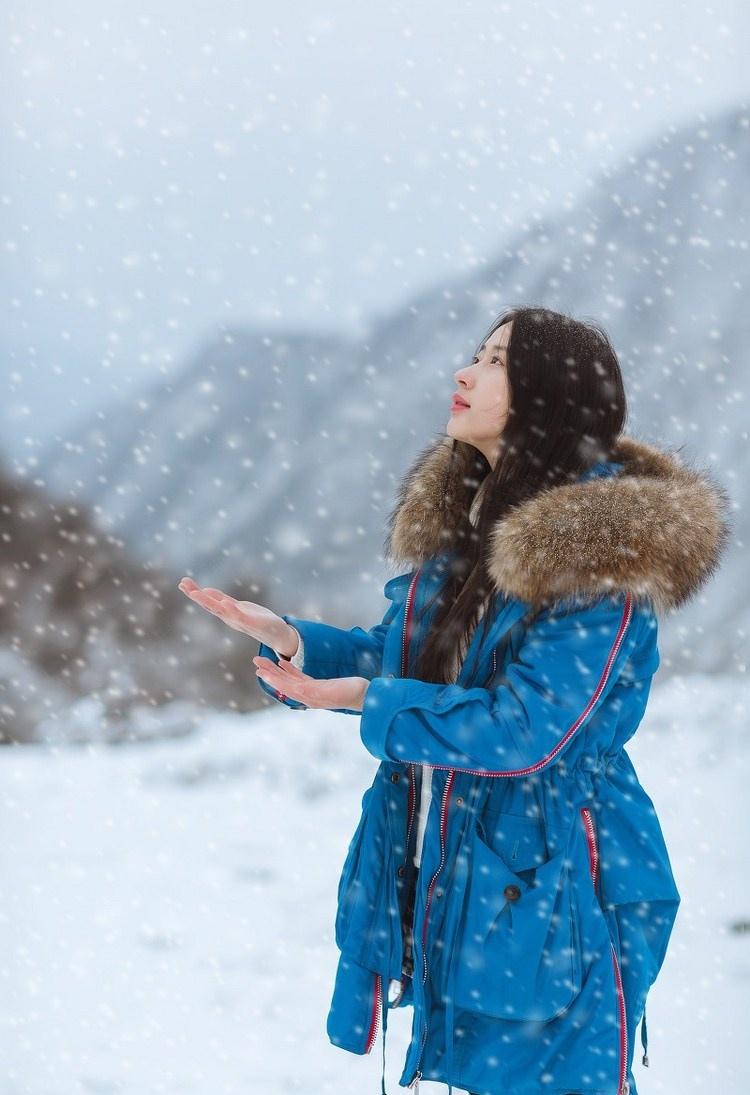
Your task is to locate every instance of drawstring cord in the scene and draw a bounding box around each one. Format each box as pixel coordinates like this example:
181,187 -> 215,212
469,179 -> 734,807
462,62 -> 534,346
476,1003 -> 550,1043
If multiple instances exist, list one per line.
640,1002 -> 649,1066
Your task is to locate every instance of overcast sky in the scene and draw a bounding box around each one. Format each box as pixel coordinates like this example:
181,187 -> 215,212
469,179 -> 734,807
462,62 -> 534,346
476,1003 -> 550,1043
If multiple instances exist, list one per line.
2,0 -> 748,448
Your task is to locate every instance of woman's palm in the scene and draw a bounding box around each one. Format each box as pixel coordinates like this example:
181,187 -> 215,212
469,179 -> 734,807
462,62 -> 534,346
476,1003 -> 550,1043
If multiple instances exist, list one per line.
178,576 -> 288,646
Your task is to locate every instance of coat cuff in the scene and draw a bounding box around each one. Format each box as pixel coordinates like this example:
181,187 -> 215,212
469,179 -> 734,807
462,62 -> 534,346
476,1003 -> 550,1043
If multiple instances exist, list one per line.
359,676 -> 443,762
257,623 -> 364,717
255,639 -> 308,709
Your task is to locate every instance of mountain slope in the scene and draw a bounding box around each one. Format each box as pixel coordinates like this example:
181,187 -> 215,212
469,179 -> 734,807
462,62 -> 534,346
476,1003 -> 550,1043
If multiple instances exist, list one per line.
35,102 -> 747,674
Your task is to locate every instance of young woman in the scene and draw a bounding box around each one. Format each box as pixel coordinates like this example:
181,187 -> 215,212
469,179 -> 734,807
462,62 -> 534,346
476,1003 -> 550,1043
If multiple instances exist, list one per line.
179,306 -> 731,1095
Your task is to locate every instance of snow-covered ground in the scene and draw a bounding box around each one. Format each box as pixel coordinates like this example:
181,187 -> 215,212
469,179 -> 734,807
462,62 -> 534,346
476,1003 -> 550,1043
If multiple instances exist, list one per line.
2,673 -> 748,1095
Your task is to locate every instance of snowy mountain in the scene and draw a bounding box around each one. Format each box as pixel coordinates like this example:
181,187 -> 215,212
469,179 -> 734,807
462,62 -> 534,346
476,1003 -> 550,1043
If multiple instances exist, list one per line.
0,469 -> 277,744
34,102 -> 746,675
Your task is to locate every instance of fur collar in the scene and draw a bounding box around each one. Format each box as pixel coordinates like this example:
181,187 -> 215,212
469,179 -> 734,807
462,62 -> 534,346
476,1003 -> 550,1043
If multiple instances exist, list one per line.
383,433 -> 732,615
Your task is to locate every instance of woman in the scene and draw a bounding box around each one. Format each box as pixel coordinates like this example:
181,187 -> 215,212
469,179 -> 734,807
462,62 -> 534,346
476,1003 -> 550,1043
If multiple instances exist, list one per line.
179,307 -> 731,1095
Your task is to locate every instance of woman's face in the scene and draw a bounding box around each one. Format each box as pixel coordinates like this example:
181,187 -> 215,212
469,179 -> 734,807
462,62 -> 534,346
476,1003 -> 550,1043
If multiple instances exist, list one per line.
447,320 -> 512,468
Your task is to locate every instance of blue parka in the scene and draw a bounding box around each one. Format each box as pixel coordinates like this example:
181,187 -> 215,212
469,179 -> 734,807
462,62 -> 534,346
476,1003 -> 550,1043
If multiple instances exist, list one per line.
256,433 -> 731,1095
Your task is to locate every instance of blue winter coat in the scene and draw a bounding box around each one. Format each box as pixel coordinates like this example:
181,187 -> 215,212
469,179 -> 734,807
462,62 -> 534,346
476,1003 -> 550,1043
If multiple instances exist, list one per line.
256,433 -> 731,1095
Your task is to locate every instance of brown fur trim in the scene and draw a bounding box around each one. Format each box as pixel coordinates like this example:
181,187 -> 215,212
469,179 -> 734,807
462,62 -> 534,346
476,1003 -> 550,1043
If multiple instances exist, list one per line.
383,433 -> 732,615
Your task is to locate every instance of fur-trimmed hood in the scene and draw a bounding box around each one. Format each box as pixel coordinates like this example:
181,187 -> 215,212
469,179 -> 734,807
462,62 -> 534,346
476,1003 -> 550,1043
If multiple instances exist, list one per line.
383,433 -> 732,615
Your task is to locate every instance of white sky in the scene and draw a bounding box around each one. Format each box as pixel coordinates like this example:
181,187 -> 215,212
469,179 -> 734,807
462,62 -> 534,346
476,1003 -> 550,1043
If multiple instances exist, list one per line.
1,0 -> 747,444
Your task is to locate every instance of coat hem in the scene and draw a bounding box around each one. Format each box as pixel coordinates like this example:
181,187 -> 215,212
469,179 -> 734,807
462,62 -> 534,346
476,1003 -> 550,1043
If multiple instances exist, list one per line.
397,1069 -> 630,1095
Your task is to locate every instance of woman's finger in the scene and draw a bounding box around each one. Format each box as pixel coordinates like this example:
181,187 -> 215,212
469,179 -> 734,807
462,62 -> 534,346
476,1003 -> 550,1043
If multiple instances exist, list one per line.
253,655 -> 299,677
255,657 -> 315,692
180,584 -> 264,626
252,659 -> 361,712
189,593 -> 224,615
179,581 -> 232,608
187,590 -> 238,616
191,589 -> 231,607
201,591 -> 251,617
258,655 -> 306,680
254,659 -> 311,704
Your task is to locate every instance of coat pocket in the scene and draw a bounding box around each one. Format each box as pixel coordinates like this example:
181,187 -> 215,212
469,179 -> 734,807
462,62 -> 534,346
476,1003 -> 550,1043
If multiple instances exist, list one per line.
453,814 -> 582,1022
334,785 -> 401,976
335,787 -> 373,948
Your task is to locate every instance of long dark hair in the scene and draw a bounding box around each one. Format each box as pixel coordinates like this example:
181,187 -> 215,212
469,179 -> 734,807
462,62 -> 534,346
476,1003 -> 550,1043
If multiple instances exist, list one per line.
412,305 -> 628,685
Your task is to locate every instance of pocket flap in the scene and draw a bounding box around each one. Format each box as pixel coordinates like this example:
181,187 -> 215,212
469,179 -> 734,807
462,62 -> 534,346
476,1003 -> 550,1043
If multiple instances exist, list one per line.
480,811 -> 554,873
468,822 -> 536,934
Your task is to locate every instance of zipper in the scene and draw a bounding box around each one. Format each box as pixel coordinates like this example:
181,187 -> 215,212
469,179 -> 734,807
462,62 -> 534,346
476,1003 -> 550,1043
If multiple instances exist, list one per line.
402,569 -> 471,1088
400,771 -> 418,983
400,577 -> 419,980
402,586 -> 418,864
580,806 -> 600,892
487,644 -> 497,683
365,972 -> 382,1054
405,768 -> 456,1086
401,568 -> 419,676
611,942 -> 630,1095
420,771 -> 455,983
400,766 -> 418,954
581,807 -> 629,1095
404,764 -> 417,865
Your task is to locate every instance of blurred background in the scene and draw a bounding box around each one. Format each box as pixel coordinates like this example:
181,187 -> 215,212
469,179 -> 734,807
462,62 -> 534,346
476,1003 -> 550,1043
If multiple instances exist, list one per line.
1,1 -> 747,1093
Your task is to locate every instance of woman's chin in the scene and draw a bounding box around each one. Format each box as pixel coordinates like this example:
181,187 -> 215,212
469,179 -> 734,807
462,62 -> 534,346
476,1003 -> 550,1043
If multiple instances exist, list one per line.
447,416 -> 469,441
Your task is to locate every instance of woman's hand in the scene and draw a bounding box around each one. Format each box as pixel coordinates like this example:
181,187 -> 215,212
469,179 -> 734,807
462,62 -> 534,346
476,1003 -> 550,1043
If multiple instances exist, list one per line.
178,576 -> 298,657
252,655 -> 371,713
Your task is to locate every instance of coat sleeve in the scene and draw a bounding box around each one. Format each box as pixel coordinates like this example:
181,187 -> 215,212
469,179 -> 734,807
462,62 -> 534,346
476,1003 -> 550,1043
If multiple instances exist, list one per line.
358,592 -> 644,774
255,571 -> 415,713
